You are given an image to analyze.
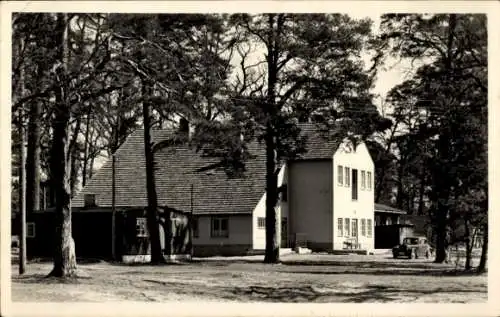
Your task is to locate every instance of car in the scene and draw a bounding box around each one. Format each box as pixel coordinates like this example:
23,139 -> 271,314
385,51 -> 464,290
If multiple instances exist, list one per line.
392,236 -> 432,259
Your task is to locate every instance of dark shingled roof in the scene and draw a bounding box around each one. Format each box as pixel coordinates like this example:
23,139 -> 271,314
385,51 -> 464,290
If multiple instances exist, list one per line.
374,203 -> 407,215
73,123 -> 342,214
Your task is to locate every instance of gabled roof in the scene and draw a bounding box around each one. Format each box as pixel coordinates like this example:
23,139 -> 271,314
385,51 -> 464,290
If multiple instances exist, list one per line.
72,123 -> 343,214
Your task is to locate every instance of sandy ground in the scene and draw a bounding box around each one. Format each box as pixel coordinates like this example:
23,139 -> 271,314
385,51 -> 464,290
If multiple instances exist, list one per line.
10,252 -> 486,303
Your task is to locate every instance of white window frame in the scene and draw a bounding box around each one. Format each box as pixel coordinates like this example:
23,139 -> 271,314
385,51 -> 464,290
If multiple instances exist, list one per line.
257,217 -> 266,229
27,222 -> 35,238
337,218 -> 343,237
344,218 -> 350,237
361,170 -> 366,190
136,217 -> 148,238
211,217 -> 229,238
344,167 -> 350,187
367,171 -> 372,190
337,165 -> 343,186
367,219 -> 373,237
361,219 -> 366,236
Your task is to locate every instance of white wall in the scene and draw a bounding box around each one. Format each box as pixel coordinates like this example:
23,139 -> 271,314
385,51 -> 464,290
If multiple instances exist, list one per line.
252,164 -> 288,250
332,141 -> 375,251
193,214 -> 252,246
288,160 -> 333,248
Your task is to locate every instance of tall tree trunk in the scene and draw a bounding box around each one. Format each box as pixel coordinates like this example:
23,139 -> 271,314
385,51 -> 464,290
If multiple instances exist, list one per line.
15,35 -> 28,274
48,13 -> 77,278
264,14 -> 280,264
142,81 -> 165,264
81,108 -> 91,187
433,14 -> 456,264
69,117 -> 82,196
264,130 -> 279,263
464,218 -> 472,270
26,96 -> 41,215
396,160 -> 405,210
375,124 -> 398,203
434,213 -> 448,263
89,154 -> 95,180
417,171 -> 426,215
477,222 -> 487,273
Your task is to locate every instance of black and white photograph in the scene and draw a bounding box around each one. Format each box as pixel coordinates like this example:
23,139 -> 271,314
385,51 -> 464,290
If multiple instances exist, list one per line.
0,1 -> 498,316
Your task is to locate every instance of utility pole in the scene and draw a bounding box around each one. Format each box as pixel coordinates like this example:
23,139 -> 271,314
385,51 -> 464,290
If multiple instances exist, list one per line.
189,184 -> 194,258
18,108 -> 27,275
111,152 -> 116,260
111,93 -> 121,261
17,37 -> 28,274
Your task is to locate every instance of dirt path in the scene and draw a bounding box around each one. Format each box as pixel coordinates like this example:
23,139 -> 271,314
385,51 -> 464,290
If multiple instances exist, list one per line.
11,254 -> 487,303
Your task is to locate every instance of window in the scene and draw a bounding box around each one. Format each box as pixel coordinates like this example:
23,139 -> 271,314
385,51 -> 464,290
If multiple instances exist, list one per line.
84,194 -> 96,207
27,222 -> 35,238
361,219 -> 366,236
367,219 -> 372,237
136,217 -> 148,237
192,217 -> 199,238
211,217 -> 229,238
367,171 -> 372,190
337,165 -> 343,186
344,167 -> 350,187
351,169 -> 358,200
361,171 -> 366,190
393,215 -> 399,225
337,218 -> 343,237
386,217 -> 392,225
257,217 -> 266,229
344,218 -> 350,237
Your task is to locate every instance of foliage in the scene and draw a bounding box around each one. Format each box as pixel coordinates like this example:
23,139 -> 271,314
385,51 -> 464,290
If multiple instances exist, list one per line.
376,14 -> 487,264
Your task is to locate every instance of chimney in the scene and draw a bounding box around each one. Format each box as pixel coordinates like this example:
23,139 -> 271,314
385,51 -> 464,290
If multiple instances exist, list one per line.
178,117 -> 194,141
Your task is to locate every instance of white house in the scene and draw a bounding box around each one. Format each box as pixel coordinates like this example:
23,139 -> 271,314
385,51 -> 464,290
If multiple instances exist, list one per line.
252,132 -> 375,254
69,123 -> 375,258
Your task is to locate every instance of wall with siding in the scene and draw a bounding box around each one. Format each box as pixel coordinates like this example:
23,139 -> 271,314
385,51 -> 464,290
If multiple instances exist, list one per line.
193,214 -> 252,248
27,209 -> 192,260
288,160 -> 333,250
27,211 -> 113,259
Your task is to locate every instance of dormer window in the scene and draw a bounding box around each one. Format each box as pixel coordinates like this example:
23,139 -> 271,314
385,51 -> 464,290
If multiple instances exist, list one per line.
84,194 -> 96,208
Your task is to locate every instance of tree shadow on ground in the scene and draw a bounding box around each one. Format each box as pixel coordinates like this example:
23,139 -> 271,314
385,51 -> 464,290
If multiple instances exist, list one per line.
281,259 -> 442,269
284,268 -> 483,277
228,284 -> 485,303
231,285 -> 342,302
112,261 -> 188,267
15,257 -> 105,265
12,273 -> 90,284
340,284 -> 483,303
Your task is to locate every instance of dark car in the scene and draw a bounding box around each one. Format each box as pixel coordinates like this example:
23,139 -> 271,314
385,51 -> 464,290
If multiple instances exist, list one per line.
392,236 -> 432,259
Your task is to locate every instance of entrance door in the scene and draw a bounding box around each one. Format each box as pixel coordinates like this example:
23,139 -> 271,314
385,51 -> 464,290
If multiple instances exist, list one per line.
281,218 -> 288,248
352,219 -> 359,249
